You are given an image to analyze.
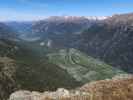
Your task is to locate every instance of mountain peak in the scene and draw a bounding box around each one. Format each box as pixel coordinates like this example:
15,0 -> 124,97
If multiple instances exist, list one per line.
85,16 -> 108,20
42,16 -> 108,22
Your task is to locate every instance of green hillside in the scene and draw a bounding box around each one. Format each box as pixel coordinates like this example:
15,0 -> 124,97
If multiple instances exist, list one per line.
47,48 -> 125,83
11,42 -> 81,91
0,40 -> 126,99
0,41 -> 81,99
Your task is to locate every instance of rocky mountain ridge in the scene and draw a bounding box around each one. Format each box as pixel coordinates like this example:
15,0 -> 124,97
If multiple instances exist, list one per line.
28,13 -> 133,73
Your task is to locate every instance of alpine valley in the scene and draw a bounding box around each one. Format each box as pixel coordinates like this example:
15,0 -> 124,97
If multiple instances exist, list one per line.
0,13 -> 133,100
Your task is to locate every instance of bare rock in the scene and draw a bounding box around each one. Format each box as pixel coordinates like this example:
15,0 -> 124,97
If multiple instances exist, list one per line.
9,75 -> 133,100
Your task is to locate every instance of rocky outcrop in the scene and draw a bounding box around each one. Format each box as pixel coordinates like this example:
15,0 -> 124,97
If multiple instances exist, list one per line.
9,75 -> 133,100
0,57 -> 18,100
80,74 -> 133,100
9,89 -> 90,100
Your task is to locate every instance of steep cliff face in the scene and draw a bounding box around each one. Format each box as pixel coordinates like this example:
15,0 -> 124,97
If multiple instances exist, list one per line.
80,13 -> 133,72
9,75 -> 133,100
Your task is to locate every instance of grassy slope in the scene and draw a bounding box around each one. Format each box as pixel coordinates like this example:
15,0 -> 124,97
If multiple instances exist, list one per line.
0,40 -> 126,92
10,41 -> 81,91
47,48 -> 125,83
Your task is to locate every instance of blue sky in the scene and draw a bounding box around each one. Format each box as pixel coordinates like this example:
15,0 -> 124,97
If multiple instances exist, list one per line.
0,0 -> 133,21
